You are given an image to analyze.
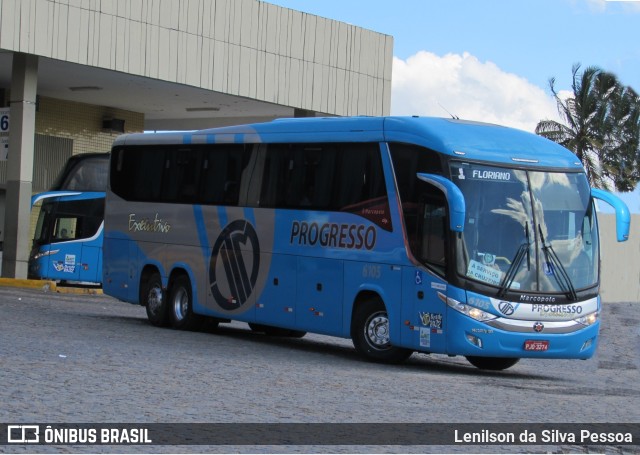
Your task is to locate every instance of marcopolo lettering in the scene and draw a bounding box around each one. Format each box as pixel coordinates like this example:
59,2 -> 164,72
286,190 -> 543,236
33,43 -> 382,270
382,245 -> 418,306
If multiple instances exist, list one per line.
471,169 -> 512,181
290,221 -> 376,250
519,294 -> 556,303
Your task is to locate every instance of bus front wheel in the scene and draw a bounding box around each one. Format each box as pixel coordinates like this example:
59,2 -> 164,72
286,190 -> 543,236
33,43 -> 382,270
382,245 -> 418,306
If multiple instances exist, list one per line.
169,275 -> 203,331
466,356 -> 520,371
351,299 -> 412,364
144,272 -> 169,327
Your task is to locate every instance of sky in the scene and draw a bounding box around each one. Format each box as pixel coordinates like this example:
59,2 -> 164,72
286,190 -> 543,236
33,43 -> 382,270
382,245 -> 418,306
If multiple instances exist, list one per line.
264,0 -> 640,213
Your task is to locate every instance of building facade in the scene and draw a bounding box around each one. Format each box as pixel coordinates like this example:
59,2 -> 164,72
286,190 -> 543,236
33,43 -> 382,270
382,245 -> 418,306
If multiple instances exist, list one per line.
0,0 -> 393,277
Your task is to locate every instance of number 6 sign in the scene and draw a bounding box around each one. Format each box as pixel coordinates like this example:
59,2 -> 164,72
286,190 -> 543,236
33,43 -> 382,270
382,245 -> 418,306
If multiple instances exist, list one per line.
0,107 -> 9,132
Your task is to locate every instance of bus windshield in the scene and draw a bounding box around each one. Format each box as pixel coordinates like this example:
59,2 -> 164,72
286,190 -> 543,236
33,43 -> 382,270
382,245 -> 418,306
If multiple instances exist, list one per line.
451,162 -> 599,296
51,153 -> 109,191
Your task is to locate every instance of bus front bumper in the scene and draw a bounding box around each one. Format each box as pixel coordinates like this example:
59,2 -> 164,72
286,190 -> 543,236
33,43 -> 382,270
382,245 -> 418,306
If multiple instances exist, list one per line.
445,310 -> 600,359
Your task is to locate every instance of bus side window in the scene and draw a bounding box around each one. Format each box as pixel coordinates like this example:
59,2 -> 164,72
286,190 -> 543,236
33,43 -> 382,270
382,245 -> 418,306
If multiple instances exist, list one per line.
200,145 -> 248,206
55,218 -> 77,240
111,147 -> 165,202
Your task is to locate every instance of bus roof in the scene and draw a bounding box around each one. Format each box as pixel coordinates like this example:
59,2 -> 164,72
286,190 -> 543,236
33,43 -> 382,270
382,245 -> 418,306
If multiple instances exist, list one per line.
114,116 -> 583,169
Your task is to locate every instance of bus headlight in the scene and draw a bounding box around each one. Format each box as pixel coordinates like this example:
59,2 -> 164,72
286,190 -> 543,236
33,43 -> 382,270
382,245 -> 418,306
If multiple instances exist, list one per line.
32,249 -> 60,260
446,297 -> 497,322
575,311 -> 599,327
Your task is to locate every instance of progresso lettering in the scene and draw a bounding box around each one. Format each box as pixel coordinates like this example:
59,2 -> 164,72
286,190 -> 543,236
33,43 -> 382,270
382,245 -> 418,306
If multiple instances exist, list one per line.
128,213 -> 171,233
532,304 -> 583,316
290,221 -> 376,250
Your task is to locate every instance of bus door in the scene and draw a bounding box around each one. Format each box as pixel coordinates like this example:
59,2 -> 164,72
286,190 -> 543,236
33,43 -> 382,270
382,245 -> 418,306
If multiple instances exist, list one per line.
46,220 -> 83,282
400,194 -> 449,354
407,173 -> 466,354
398,173 -> 457,353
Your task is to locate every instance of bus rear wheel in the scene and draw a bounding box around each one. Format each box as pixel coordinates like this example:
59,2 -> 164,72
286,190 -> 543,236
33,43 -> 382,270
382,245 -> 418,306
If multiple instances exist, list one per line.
465,356 -> 520,371
169,275 -> 203,331
351,299 -> 412,364
144,272 -> 169,327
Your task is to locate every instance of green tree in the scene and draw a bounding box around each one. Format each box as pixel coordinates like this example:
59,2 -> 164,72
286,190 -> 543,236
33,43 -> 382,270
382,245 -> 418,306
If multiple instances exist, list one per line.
536,64 -> 640,191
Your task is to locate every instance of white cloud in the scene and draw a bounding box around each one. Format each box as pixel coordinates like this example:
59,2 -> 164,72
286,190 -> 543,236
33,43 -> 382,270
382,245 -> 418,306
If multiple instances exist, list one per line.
584,0 -> 640,13
391,51 -> 561,132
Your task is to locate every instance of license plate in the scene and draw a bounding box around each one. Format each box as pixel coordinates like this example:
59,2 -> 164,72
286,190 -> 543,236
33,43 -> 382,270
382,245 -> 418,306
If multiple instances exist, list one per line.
524,340 -> 549,351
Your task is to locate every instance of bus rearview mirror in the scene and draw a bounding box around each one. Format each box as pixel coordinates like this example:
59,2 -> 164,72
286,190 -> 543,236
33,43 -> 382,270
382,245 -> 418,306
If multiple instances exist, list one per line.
417,173 -> 465,233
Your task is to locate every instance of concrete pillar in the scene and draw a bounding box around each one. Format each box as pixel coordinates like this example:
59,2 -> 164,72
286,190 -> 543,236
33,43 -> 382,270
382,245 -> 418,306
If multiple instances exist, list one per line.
2,53 -> 38,278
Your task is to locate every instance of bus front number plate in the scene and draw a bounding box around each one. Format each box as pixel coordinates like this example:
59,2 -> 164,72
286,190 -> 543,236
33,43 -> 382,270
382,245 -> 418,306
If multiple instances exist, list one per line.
524,340 -> 549,351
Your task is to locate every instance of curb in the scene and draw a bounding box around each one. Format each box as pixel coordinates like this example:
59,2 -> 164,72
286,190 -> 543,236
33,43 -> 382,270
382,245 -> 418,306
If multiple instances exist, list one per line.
0,278 -> 103,295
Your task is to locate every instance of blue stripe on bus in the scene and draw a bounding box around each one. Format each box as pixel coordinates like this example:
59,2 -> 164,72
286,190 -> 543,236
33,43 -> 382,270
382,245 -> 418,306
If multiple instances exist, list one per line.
193,205 -> 210,264
243,207 -> 256,226
217,206 -> 228,229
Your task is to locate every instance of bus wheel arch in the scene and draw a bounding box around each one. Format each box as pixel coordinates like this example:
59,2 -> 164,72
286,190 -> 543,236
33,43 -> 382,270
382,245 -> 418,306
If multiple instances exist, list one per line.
350,292 -> 412,364
140,266 -> 169,327
168,270 -> 203,331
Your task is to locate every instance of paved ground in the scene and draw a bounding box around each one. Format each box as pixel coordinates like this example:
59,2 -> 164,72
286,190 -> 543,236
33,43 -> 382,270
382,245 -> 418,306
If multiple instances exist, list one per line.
0,284 -> 638,454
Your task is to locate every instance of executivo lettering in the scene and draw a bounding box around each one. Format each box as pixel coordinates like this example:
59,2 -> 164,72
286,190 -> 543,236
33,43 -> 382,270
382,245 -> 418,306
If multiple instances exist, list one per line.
128,213 -> 171,233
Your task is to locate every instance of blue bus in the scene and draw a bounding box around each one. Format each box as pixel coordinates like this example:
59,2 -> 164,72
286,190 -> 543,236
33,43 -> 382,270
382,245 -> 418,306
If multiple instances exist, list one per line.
29,153 -> 109,284
102,117 -> 630,370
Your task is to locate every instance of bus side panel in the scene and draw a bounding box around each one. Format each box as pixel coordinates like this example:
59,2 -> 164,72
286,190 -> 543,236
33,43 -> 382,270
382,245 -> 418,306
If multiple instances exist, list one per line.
79,243 -> 102,283
254,252 -> 297,328
103,237 -> 136,303
46,243 -> 82,282
342,261 -> 403,345
400,267 -> 448,354
296,256 -> 343,336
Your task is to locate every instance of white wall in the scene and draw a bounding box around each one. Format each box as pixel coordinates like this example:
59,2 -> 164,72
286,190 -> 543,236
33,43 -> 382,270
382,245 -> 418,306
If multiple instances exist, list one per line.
0,0 -> 393,117
599,214 -> 640,303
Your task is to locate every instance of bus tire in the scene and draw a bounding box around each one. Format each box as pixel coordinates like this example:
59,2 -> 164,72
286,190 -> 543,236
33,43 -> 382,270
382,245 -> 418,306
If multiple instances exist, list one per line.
351,299 -> 412,364
249,323 -> 306,338
144,272 -> 170,327
465,356 -> 520,371
169,274 -> 203,331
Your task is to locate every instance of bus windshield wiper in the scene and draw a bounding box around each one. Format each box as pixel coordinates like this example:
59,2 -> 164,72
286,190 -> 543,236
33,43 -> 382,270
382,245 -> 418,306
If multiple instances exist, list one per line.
497,222 -> 530,298
538,224 -> 578,301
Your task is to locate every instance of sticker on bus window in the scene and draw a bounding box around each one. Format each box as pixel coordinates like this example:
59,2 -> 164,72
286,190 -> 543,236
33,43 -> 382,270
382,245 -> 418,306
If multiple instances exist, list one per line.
466,259 -> 503,286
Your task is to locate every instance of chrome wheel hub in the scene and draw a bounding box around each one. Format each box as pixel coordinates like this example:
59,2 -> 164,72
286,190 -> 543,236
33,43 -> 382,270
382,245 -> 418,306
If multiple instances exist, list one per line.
366,313 -> 390,349
147,287 -> 163,315
173,288 -> 188,321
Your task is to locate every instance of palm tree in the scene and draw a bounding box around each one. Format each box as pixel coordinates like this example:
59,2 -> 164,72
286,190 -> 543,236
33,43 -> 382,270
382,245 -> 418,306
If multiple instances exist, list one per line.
536,64 -> 640,191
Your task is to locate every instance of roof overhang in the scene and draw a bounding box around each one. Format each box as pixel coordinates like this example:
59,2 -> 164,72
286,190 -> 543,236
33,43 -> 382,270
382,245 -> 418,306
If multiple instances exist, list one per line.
0,51 -> 306,131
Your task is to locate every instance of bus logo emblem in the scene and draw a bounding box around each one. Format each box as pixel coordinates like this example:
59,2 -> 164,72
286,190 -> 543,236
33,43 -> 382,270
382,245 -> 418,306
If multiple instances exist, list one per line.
209,220 -> 260,311
498,301 -> 515,316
